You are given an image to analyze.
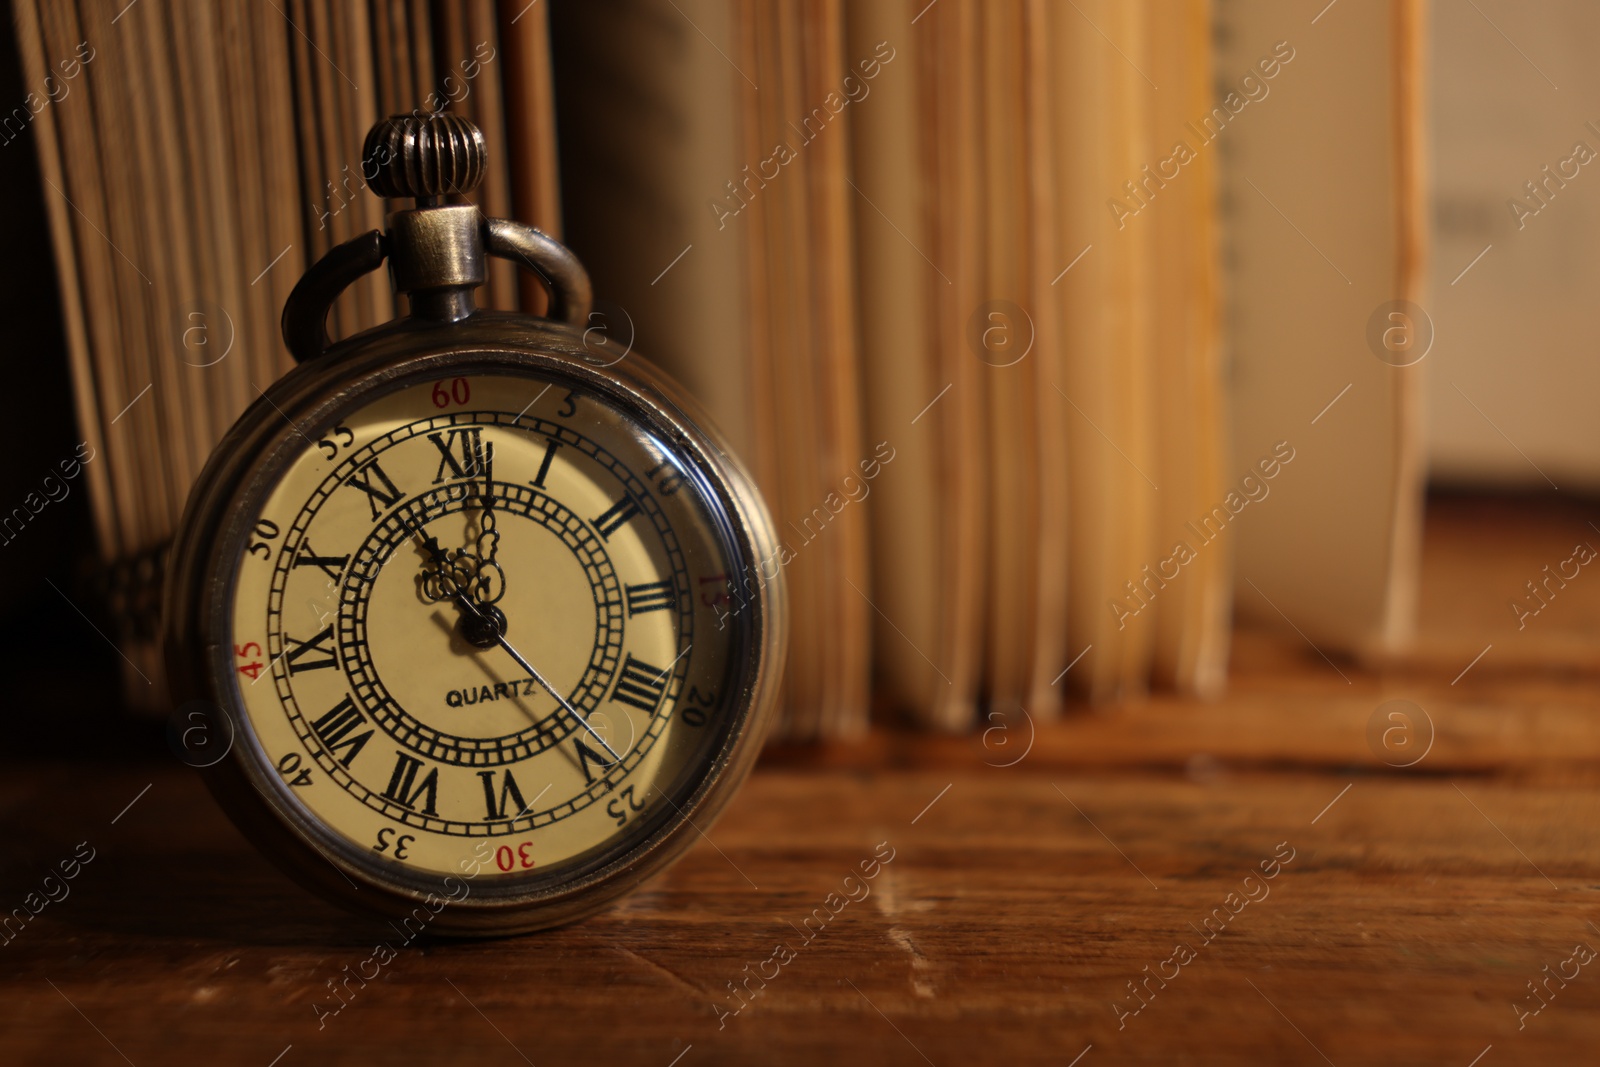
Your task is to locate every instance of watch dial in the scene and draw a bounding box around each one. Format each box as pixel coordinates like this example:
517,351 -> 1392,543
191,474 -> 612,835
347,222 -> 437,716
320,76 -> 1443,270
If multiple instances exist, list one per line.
227,371 -> 749,883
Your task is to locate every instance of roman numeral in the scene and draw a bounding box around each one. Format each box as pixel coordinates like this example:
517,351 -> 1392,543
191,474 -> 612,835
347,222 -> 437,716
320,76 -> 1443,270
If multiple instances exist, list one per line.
310,695 -> 373,767
293,540 -> 349,583
531,438 -> 561,489
345,457 -> 404,520
382,751 -> 439,816
477,768 -> 529,820
284,624 -> 338,674
624,580 -> 675,616
428,427 -> 493,484
591,495 -> 640,540
574,738 -> 614,785
609,653 -> 668,712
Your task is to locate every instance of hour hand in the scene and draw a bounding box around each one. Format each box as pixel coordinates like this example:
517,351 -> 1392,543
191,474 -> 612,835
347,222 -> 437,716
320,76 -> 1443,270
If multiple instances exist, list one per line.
415,544 -> 506,650
415,532 -> 470,605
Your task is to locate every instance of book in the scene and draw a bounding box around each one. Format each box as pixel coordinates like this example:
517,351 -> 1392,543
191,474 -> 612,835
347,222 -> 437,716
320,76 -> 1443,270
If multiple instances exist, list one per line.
1215,0 -> 1426,657
551,0 -> 872,738
14,0 -> 550,706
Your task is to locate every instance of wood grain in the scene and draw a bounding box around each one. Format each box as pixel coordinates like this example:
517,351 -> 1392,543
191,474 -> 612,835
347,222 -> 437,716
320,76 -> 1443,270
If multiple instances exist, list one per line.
2,495 -> 1599,1065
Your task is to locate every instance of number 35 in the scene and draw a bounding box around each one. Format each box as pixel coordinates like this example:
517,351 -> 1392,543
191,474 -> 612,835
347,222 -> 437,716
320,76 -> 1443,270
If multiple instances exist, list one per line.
373,827 -> 414,859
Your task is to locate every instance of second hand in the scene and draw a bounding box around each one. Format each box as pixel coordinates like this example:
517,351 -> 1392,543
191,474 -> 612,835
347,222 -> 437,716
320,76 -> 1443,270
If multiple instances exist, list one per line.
418,530 -> 624,765
483,627 -> 623,764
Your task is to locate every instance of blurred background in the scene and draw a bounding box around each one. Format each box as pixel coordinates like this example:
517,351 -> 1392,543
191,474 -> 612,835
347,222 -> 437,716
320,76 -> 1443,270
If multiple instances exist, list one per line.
0,0 -> 1593,754
1430,0 -> 1600,493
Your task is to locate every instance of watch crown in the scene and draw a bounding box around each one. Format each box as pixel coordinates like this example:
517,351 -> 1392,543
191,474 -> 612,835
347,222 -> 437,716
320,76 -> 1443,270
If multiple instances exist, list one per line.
363,112 -> 486,202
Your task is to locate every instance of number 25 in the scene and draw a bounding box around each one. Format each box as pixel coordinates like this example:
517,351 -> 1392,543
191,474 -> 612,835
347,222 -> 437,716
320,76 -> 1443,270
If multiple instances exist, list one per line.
607,785 -> 646,827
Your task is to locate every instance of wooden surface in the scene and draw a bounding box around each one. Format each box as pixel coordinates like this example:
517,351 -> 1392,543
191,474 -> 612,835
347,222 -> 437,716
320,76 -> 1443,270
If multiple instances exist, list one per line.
4,492 -> 1600,1066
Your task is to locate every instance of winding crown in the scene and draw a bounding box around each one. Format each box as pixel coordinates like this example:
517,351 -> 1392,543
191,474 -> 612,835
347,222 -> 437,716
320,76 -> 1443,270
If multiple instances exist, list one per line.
363,112 -> 486,200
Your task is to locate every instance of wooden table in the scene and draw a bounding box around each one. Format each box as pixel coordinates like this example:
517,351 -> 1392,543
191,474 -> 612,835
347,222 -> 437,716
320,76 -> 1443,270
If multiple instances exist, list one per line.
2,494 -> 1597,1065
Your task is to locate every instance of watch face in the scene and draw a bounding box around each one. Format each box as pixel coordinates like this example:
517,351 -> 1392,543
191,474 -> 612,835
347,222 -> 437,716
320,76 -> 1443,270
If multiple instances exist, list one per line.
222,365 -> 753,895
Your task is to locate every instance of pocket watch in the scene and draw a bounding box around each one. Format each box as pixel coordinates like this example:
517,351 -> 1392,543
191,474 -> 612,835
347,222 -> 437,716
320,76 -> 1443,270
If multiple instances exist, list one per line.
163,114 -> 785,935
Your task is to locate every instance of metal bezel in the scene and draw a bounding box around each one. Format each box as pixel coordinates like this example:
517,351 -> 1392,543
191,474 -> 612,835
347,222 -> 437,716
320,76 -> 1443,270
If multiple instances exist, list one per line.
162,313 -> 785,935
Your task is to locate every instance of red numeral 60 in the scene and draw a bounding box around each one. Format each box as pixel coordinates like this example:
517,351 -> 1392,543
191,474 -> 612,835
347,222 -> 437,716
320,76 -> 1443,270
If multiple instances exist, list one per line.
432,378 -> 471,408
